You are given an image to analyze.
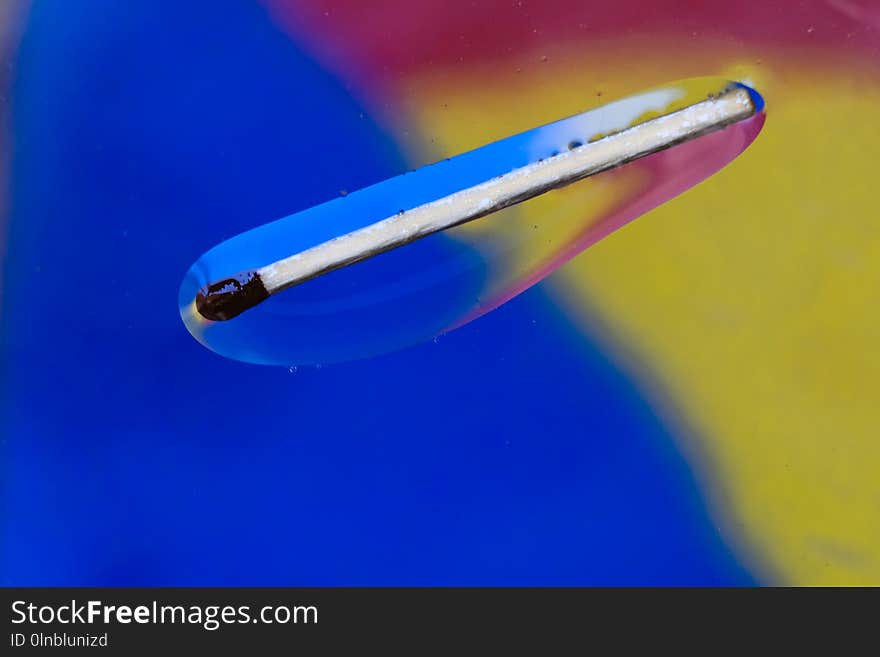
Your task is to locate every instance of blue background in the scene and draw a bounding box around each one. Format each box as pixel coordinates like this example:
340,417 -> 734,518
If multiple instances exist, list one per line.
1,0 -> 752,585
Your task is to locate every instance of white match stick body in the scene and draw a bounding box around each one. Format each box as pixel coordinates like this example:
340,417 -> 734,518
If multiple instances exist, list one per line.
257,87 -> 756,294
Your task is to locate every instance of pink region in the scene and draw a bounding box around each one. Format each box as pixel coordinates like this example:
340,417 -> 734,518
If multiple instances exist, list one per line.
264,0 -> 880,85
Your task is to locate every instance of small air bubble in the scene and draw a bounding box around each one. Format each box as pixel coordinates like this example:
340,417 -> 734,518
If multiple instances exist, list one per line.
288,365 -> 298,374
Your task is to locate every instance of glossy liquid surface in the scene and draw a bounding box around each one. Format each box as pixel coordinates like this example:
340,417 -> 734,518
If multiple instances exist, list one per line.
180,77 -> 764,365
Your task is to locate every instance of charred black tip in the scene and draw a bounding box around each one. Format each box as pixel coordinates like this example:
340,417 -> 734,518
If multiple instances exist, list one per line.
195,271 -> 270,321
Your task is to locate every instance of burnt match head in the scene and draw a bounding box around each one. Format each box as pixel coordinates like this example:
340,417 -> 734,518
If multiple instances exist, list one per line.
195,270 -> 270,321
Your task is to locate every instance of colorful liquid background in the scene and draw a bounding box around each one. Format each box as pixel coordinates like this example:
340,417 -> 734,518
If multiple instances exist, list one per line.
2,0 -> 879,584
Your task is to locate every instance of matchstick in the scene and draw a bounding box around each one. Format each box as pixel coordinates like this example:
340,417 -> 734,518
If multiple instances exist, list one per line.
196,84 -> 759,321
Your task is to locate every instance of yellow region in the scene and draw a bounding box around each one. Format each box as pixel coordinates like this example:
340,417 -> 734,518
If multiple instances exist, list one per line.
404,44 -> 880,584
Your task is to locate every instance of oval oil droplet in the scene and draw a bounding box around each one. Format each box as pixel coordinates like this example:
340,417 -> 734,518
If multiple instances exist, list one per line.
179,77 -> 765,365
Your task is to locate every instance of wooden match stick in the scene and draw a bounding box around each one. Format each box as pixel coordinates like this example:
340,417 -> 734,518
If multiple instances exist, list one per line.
196,84 -> 759,321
